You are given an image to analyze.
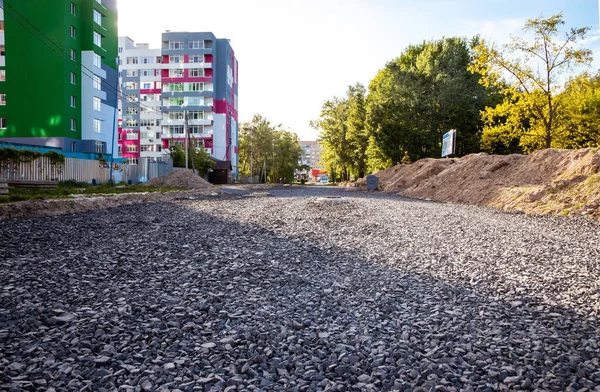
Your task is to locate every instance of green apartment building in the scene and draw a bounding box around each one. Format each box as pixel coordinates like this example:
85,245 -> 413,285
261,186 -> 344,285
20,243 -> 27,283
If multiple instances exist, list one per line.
0,0 -> 119,155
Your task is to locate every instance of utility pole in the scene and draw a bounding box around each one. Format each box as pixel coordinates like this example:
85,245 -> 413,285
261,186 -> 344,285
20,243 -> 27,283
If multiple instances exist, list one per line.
184,111 -> 189,170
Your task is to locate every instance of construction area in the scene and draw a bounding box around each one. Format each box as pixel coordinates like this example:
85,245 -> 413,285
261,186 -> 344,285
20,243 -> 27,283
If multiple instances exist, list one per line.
0,150 -> 599,391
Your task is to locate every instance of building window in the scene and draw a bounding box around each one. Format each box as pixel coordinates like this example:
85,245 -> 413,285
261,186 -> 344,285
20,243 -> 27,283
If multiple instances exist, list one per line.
70,118 -> 77,131
70,95 -> 76,107
169,41 -> 184,50
94,10 -> 102,26
126,119 -> 139,127
140,94 -> 156,102
190,55 -> 203,63
189,68 -> 204,77
140,69 -> 152,77
169,69 -> 184,78
126,144 -> 138,153
94,119 -> 101,133
93,96 -> 101,111
93,75 -> 101,90
118,47 -> 123,53
168,97 -> 184,106
186,96 -> 203,106
70,72 -> 76,84
168,125 -> 184,134
70,49 -> 76,61
127,157 -> 138,165
126,94 -> 138,102
126,69 -> 138,77
141,56 -> 153,64
168,111 -> 184,120
126,131 -> 138,140
126,107 -> 139,115
188,82 -> 203,91
167,83 -> 184,92
93,53 -> 102,68
189,40 -> 202,49
0,70 -> 5,81
126,57 -> 138,65
188,111 -> 204,120
70,2 -> 76,15
189,125 -> 204,134
71,141 -> 77,151
169,55 -> 183,63
124,82 -> 138,90
156,56 -> 162,64
156,82 -> 162,89
70,26 -> 76,39
142,82 -> 152,89
94,32 -> 102,47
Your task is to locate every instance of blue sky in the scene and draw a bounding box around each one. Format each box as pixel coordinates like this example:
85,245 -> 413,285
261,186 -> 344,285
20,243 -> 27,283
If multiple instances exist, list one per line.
118,0 -> 600,140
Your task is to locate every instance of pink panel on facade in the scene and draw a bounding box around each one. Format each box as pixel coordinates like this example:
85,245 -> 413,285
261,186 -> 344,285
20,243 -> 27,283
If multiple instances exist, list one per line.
140,89 -> 161,94
162,55 -> 169,64
214,100 -> 228,114
184,54 -> 189,63
161,69 -> 169,78
205,54 -> 213,63
205,69 -> 214,77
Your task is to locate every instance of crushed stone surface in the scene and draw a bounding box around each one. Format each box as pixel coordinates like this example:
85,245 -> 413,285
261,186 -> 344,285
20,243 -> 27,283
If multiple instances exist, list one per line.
1,186 -> 599,391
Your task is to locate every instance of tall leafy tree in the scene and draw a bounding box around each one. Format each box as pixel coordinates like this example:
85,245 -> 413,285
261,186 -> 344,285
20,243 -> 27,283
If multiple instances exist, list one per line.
554,72 -> 600,148
312,84 -> 370,181
470,13 -> 593,149
239,114 -> 302,182
366,37 -> 496,163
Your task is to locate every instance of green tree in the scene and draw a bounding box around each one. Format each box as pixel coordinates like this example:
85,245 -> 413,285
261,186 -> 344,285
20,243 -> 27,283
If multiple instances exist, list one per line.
169,142 -> 214,176
366,37 -> 497,163
470,13 -> 592,149
311,97 -> 353,182
554,72 -> 600,148
311,84 -> 370,181
239,114 -> 302,182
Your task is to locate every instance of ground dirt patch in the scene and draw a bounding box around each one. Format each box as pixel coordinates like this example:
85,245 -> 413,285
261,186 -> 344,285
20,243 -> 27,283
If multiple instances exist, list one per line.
364,148 -> 600,216
144,169 -> 218,190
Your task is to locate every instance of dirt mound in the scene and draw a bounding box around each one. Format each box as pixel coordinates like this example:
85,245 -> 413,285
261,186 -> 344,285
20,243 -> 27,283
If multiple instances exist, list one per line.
145,169 -> 218,191
367,148 -> 600,216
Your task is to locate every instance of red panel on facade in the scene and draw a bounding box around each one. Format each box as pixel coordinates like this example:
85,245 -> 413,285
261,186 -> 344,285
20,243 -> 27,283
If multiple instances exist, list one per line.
184,54 -> 189,63
162,55 -> 169,64
205,68 -> 214,77
205,54 -> 213,63
140,89 -> 161,94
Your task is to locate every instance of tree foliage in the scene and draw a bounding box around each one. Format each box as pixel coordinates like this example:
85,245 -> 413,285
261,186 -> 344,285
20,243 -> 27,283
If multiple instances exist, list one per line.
170,142 -> 214,176
366,37 -> 499,163
311,84 -> 369,182
471,13 -> 592,149
238,114 -> 303,183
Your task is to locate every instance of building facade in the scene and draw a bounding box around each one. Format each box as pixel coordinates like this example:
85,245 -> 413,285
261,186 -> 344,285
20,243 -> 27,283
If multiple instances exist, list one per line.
299,141 -> 322,170
117,37 -> 163,164
0,0 -> 119,156
117,32 -> 239,178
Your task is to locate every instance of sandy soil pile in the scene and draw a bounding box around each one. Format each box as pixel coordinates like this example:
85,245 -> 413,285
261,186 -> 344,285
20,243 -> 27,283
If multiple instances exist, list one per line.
370,148 -> 600,216
145,170 -> 217,190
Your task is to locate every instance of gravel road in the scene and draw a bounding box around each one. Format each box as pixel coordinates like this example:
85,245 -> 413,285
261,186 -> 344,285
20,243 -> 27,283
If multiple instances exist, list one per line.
1,186 -> 599,391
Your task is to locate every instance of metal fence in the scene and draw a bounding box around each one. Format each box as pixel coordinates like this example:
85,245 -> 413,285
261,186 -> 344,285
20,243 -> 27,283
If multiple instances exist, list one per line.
0,156 -> 173,184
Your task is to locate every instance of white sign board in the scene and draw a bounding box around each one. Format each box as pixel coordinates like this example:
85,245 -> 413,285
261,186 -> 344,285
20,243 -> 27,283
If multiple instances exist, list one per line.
442,129 -> 456,157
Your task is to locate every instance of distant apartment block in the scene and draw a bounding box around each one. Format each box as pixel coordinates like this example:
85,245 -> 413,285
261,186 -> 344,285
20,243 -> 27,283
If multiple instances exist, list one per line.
0,0 -> 119,156
300,141 -> 322,170
117,32 -> 239,178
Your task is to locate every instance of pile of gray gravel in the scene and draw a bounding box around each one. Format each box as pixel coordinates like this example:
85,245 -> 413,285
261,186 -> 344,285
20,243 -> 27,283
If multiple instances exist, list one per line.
1,186 -> 599,391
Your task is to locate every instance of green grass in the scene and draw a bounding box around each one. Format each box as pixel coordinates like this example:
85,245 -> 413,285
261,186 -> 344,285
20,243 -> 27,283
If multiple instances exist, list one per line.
0,181 -> 184,204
